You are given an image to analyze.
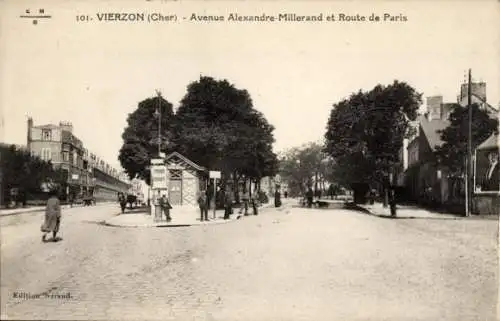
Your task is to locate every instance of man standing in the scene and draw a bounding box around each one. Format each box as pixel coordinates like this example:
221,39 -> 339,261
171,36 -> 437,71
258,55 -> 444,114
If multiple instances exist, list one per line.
197,190 -> 209,221
160,194 -> 172,222
306,187 -> 314,208
251,191 -> 259,215
239,187 -> 250,215
223,189 -> 233,220
389,187 -> 397,217
481,150 -> 499,192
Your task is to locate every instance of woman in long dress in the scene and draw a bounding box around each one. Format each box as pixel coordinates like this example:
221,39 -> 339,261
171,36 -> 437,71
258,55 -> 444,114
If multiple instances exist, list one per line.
41,189 -> 61,242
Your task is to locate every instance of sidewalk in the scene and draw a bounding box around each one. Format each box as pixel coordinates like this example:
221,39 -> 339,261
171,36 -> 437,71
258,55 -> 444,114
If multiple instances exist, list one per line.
355,202 -> 463,220
0,202 -> 115,217
104,202 -> 276,228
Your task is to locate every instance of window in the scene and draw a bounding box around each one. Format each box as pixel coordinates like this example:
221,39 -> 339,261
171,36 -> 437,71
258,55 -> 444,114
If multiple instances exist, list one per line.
41,148 -> 51,161
42,129 -> 52,141
62,152 -> 69,162
170,169 -> 182,179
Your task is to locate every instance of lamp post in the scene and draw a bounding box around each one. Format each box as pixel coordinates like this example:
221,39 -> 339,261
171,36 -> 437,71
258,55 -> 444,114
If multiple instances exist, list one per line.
296,159 -> 302,195
154,90 -> 162,157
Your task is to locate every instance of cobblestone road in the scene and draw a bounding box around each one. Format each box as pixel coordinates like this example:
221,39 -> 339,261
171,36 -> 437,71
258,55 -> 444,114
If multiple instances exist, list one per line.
1,201 -> 498,320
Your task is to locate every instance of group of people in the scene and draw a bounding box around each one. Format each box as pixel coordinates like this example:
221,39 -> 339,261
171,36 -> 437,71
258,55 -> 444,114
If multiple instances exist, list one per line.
197,188 -> 260,221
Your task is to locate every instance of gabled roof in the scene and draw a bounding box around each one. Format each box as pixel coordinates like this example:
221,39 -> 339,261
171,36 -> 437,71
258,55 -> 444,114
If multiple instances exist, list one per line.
477,133 -> 499,150
165,152 -> 206,171
419,115 -> 450,152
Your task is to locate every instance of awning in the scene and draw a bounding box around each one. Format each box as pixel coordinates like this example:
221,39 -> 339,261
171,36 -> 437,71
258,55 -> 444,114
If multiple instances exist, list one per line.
477,133 -> 499,150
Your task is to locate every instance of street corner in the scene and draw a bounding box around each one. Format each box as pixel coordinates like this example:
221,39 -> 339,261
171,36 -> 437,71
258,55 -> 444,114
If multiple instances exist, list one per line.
101,212 -> 242,228
102,213 -> 156,228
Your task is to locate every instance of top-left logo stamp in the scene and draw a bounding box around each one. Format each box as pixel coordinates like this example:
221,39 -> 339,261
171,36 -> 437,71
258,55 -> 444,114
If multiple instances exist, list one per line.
20,9 -> 52,25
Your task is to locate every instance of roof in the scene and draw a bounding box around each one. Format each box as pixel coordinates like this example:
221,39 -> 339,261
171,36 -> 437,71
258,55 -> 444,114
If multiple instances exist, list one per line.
418,115 -> 450,151
459,93 -> 498,116
165,152 -> 206,171
34,124 -> 59,129
477,133 -> 499,150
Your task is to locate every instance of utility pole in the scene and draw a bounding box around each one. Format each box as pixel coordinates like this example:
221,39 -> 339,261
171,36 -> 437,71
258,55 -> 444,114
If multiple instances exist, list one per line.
156,90 -> 162,157
466,69 -> 472,216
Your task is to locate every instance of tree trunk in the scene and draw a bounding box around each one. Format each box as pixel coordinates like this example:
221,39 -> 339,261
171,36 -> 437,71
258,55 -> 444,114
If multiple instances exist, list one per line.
383,187 -> 388,207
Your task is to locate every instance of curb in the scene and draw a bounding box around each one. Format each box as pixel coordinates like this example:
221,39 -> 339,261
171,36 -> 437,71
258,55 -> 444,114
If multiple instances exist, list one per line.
102,203 -> 277,228
344,203 -> 491,220
101,217 -> 241,228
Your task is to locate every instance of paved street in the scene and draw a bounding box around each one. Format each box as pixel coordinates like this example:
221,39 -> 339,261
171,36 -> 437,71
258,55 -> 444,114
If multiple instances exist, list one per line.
1,200 -> 498,321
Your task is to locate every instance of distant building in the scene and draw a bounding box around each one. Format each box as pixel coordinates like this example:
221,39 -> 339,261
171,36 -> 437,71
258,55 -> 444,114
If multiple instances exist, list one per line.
404,80 -> 498,207
27,118 -> 130,201
456,82 -> 497,117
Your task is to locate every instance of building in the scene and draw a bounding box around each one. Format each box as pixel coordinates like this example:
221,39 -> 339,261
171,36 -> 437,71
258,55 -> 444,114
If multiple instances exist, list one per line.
404,80 -> 498,208
405,111 -> 451,205
456,82 -> 497,117
163,152 -> 208,206
27,118 -> 130,201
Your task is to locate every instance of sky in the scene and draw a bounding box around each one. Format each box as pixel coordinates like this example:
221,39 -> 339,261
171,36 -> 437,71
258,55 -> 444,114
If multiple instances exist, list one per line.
1,0 -> 499,172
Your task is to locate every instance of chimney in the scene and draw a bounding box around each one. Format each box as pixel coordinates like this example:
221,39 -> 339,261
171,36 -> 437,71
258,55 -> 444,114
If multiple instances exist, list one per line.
426,96 -> 443,120
59,121 -> 73,133
27,117 -> 33,149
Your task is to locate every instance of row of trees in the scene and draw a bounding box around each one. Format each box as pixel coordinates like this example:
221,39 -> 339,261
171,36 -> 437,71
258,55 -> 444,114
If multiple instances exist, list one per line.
279,142 -> 335,197
1,144 -> 67,207
119,76 -> 279,191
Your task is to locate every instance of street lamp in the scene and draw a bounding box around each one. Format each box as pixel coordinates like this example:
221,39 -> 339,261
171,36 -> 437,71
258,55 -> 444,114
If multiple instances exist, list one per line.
296,159 -> 302,194
154,90 -> 162,157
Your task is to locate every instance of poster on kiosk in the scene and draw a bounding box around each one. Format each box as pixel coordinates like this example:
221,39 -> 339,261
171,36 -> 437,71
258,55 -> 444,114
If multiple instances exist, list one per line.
474,133 -> 499,194
150,159 -> 168,214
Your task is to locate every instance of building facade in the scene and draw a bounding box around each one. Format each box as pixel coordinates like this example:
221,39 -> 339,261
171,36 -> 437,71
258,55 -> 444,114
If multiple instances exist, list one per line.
404,80 -> 498,208
27,118 -> 130,201
164,152 -> 208,206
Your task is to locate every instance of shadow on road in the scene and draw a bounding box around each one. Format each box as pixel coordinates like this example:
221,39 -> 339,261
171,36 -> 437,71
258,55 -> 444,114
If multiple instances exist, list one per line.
117,207 -> 150,215
344,202 -> 498,221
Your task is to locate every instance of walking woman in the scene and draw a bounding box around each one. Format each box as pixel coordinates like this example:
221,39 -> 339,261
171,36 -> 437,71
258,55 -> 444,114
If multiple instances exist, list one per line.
41,189 -> 61,242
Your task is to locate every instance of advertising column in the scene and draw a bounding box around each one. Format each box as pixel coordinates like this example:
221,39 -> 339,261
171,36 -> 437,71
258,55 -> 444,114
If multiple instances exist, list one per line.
150,158 -> 168,220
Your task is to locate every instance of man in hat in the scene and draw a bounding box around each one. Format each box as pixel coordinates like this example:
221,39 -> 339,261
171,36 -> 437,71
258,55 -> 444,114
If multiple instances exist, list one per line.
481,150 -> 499,192
197,189 -> 209,221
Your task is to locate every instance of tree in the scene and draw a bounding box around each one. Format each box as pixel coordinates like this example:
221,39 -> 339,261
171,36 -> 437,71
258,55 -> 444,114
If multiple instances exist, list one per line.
324,81 -> 422,202
435,103 -> 498,177
173,76 -> 278,190
119,96 -> 175,184
0,144 -> 68,206
279,142 -> 330,196
119,76 -> 278,191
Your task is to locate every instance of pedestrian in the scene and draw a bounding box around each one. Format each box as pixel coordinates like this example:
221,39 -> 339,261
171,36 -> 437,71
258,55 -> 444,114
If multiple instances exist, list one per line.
69,193 -> 74,208
160,194 -> 172,222
251,191 -> 259,215
41,189 -> 62,242
223,189 -> 233,220
306,187 -> 314,208
118,192 -> 126,213
274,190 -> 281,207
284,190 -> 288,198
239,188 -> 250,215
389,187 -> 397,217
198,190 -> 209,221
